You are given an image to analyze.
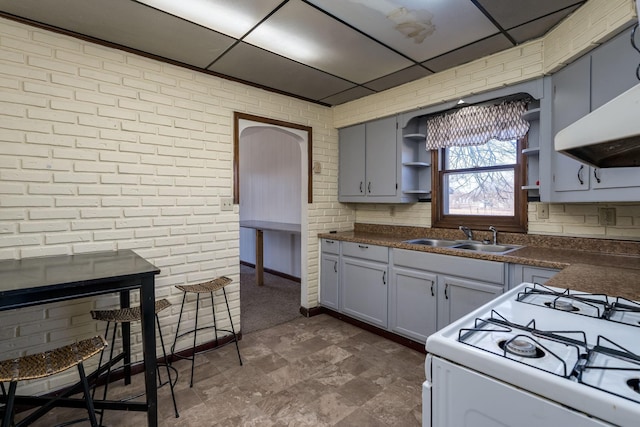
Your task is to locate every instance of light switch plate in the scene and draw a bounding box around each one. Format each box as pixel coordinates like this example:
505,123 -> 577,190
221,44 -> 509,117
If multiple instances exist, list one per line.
537,203 -> 549,219
599,207 -> 616,226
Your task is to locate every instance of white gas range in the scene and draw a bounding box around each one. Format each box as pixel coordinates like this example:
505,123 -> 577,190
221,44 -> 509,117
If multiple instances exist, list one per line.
423,282 -> 640,427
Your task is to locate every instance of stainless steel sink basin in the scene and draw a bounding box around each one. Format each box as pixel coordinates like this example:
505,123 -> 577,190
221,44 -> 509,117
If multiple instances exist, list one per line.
403,238 -> 460,247
403,238 -> 522,254
452,242 -> 521,254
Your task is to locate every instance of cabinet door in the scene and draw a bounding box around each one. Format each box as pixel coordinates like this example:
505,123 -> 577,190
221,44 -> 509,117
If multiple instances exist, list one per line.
589,26 -> 640,193
338,123 -> 366,198
341,256 -> 388,328
320,252 -> 340,310
390,266 -> 437,343
552,55 -> 591,194
437,276 -> 503,329
365,116 -> 397,197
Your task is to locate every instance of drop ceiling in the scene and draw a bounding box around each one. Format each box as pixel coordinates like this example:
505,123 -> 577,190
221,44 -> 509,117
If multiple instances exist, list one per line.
0,0 -> 587,106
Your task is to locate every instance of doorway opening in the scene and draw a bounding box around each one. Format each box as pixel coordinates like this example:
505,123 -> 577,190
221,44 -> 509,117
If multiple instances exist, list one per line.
234,113 -> 311,334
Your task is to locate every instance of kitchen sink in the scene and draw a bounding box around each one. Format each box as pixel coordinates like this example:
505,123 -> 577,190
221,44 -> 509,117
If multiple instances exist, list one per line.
403,238 -> 460,247
403,238 -> 522,254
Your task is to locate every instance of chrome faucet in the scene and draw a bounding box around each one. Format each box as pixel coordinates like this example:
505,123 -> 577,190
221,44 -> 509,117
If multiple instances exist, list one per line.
459,225 -> 473,240
489,225 -> 498,245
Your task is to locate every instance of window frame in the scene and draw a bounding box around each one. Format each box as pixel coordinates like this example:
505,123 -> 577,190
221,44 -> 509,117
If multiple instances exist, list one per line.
431,135 -> 528,233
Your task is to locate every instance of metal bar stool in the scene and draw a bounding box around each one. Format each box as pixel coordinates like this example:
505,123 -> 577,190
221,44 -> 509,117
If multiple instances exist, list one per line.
90,298 -> 179,424
0,335 -> 107,427
171,276 -> 242,387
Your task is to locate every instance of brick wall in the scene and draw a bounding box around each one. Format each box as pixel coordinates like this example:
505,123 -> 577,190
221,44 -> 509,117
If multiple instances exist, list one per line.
0,17 -> 352,394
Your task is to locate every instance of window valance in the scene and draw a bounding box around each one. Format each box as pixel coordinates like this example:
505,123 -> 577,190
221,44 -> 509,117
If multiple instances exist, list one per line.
425,100 -> 530,150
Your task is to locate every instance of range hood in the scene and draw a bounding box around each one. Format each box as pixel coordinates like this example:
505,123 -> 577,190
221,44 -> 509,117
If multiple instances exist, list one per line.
555,82 -> 640,168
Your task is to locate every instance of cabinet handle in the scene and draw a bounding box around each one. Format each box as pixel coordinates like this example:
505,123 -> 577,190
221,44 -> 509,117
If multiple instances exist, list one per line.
382,271 -> 386,285
358,244 -> 369,249
359,181 -> 363,193
444,284 -> 449,299
368,182 -> 371,193
577,165 -> 584,185
593,168 -> 601,184
431,282 -> 435,297
334,261 -> 337,273
325,239 -> 335,244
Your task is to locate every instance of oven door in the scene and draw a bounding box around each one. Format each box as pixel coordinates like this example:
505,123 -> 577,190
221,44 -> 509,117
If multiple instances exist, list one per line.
426,355 -> 614,427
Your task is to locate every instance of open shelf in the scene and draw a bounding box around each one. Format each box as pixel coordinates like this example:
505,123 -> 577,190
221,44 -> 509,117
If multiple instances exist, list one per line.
403,190 -> 430,195
521,108 -> 540,121
404,133 -> 426,140
522,147 -> 540,156
402,162 -> 430,167
521,185 -> 540,190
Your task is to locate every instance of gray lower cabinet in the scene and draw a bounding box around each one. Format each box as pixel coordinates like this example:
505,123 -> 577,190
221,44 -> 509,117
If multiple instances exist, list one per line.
320,239 -> 340,310
340,242 -> 389,328
391,248 -> 506,341
389,264 -> 438,342
509,264 -> 560,289
437,276 -> 503,328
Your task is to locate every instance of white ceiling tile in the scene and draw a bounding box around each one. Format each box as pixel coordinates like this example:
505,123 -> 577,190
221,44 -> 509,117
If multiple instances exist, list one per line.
209,42 -> 356,102
422,34 -> 513,73
364,65 -> 432,92
477,0 -> 586,30
244,0 -> 414,84
307,0 -> 498,62
135,0 -> 283,39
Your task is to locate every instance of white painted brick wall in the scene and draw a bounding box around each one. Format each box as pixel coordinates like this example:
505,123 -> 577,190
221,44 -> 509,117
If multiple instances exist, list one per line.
0,17 -> 344,394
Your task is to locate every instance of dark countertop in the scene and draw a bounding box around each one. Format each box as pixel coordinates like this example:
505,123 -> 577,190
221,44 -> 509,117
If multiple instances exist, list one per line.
319,229 -> 640,300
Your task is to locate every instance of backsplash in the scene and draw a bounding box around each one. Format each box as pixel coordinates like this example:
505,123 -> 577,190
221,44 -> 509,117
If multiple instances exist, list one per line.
353,202 -> 640,240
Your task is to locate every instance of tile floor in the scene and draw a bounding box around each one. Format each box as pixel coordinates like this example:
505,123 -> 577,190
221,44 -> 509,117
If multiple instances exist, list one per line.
16,314 -> 425,426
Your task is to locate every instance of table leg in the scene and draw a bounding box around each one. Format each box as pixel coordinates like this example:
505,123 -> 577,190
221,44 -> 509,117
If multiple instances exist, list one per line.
119,290 -> 131,385
140,276 -> 158,427
255,229 -> 264,286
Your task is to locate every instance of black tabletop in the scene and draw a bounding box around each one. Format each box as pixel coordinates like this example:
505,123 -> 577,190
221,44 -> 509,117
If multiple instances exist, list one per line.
0,250 -> 160,310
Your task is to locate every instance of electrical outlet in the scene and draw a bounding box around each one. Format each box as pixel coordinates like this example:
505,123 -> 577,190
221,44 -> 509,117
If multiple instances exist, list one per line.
221,197 -> 234,212
537,203 -> 549,219
599,207 -> 616,226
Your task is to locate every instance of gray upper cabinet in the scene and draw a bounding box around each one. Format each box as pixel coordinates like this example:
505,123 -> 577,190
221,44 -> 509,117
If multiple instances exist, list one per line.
547,26 -> 640,202
551,55 -> 591,195
338,115 -> 398,202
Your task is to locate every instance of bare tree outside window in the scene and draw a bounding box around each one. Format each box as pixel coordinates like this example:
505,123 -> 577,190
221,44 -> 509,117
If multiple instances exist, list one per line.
444,139 -> 517,216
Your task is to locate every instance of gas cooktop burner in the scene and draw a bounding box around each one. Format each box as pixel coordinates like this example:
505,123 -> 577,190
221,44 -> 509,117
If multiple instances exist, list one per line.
500,338 -> 544,358
545,300 -> 579,312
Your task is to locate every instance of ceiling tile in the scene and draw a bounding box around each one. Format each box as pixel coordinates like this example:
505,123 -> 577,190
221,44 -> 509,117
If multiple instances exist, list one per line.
243,0 -> 414,84
476,0 -> 586,30
135,0 -> 283,39
422,34 -> 513,73
208,42 -> 355,102
0,0 -> 236,68
307,0 -> 498,63
363,65 -> 432,92
321,86 -> 376,105
507,6 -> 580,44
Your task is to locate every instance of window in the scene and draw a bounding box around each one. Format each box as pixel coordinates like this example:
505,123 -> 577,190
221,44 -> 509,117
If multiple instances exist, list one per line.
429,100 -> 528,233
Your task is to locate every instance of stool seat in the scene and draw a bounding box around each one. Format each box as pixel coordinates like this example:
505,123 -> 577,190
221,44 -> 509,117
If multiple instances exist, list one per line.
175,276 -> 232,294
90,299 -> 171,323
0,336 -> 107,382
1,336 -> 107,427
